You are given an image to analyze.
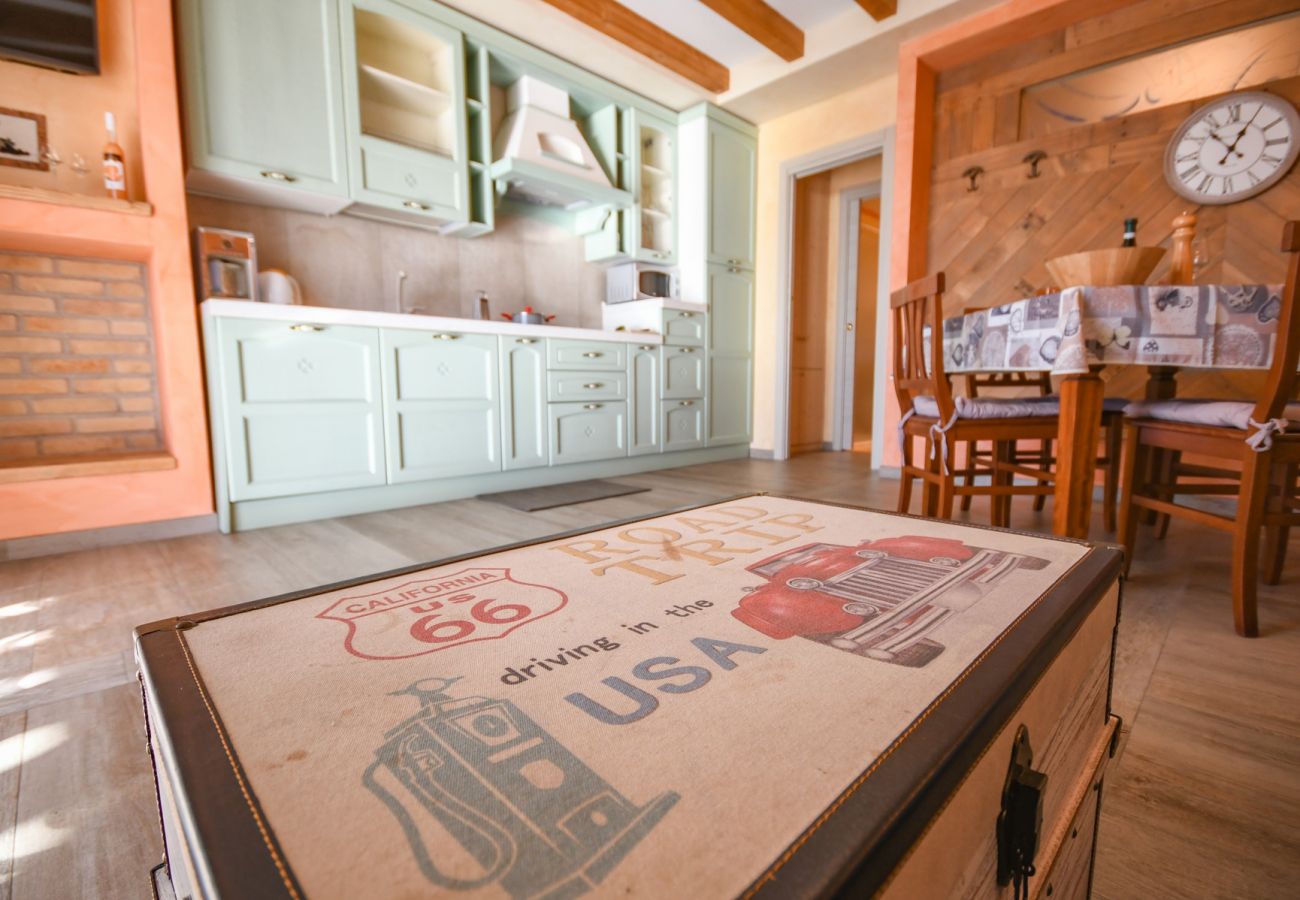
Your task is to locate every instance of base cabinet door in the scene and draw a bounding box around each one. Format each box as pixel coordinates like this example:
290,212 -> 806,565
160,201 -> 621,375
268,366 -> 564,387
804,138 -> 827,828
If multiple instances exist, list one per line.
499,337 -> 547,471
661,345 -> 705,399
381,330 -> 501,482
550,402 -> 627,465
662,399 -> 705,452
709,265 -> 754,445
217,318 -> 385,501
628,344 -> 660,456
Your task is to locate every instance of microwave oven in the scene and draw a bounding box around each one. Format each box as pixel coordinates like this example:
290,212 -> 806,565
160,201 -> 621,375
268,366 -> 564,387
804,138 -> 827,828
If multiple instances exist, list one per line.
605,262 -> 679,304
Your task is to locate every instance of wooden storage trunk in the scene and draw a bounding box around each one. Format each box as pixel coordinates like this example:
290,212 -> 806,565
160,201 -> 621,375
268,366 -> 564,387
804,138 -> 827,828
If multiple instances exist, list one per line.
136,495 -> 1122,899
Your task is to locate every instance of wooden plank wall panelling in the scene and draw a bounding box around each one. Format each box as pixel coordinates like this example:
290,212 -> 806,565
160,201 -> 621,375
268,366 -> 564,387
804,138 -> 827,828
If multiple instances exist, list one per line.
927,4 -> 1300,404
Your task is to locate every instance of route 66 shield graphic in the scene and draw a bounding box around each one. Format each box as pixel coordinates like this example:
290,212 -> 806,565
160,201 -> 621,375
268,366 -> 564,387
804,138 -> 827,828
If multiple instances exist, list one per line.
317,568 -> 568,660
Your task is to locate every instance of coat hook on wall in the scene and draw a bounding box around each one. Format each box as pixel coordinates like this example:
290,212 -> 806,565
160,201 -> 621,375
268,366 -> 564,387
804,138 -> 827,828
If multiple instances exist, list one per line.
1022,151 -> 1047,179
962,166 -> 984,192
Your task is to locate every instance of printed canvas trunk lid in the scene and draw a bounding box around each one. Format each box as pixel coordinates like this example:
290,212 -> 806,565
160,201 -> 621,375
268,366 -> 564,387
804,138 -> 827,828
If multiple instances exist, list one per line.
135,495 -> 1119,899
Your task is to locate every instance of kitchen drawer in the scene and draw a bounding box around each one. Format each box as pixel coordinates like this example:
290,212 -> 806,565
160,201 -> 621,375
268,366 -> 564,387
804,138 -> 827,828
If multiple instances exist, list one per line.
547,370 -> 628,403
662,309 -> 705,346
547,339 -> 627,371
359,140 -> 462,213
550,401 -> 628,465
224,318 -> 379,403
660,345 -> 705,399
662,398 -> 705,451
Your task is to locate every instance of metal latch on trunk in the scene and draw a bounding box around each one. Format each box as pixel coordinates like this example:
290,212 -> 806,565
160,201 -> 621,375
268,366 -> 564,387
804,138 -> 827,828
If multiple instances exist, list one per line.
997,724 -> 1047,900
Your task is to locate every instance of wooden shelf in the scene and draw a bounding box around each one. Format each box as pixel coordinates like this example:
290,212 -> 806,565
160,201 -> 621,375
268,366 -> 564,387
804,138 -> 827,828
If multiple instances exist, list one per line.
0,183 -> 153,217
360,64 -> 454,114
0,452 -> 176,485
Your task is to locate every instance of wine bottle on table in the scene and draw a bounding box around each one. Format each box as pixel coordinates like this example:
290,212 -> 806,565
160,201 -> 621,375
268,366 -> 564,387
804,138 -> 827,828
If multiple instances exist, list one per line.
1121,218 -> 1137,247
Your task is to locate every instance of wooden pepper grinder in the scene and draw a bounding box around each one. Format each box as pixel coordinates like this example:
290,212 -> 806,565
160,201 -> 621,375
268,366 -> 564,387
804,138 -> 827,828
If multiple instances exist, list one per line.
1167,211 -> 1197,284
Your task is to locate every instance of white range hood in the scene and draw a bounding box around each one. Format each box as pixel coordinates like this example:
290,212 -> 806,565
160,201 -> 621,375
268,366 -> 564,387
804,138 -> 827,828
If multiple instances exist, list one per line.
490,76 -> 632,211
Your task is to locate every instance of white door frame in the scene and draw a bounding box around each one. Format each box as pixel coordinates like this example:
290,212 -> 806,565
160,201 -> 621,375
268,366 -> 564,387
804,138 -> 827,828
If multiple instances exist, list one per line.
831,182 -> 882,452
773,126 -> 894,463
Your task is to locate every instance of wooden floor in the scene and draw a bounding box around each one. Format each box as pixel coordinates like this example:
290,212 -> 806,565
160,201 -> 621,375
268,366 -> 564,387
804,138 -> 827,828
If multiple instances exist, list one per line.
0,452 -> 1297,898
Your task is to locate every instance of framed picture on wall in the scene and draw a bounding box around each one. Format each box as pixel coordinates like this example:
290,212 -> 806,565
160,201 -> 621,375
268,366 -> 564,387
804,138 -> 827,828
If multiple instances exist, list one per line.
0,107 -> 48,171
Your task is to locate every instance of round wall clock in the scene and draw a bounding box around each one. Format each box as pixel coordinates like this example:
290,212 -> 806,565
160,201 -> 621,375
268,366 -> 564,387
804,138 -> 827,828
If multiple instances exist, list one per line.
1164,91 -> 1299,205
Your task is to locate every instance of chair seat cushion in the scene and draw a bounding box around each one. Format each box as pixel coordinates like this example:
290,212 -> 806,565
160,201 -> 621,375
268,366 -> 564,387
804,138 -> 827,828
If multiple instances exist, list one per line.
1123,399 -> 1300,430
1026,395 -> 1128,413
913,395 -> 1059,420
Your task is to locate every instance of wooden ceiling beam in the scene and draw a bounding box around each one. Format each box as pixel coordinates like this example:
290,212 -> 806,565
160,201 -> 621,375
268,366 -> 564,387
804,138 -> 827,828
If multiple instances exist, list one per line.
696,0 -> 804,61
537,0 -> 730,93
855,0 -> 898,21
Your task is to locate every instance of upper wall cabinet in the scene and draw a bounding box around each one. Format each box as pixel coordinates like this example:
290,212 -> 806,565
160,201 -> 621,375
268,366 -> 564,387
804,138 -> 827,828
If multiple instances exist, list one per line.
632,110 -> 676,265
706,122 -> 756,270
678,106 -> 758,303
338,0 -> 470,228
178,0 -> 351,213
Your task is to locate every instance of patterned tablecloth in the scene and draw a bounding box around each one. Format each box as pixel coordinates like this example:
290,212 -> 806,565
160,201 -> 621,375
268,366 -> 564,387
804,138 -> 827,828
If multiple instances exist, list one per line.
943,284 -> 1286,375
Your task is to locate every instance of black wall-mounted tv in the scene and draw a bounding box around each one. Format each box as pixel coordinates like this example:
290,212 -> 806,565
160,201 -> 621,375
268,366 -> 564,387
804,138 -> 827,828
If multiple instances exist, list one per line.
0,0 -> 100,75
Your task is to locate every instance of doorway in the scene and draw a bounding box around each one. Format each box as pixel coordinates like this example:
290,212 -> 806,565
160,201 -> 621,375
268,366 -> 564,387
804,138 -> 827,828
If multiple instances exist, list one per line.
787,156 -> 883,458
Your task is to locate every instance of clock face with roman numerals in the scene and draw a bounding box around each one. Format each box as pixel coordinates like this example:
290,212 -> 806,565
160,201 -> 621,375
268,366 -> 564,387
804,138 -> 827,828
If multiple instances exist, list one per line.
1164,91 -> 1299,205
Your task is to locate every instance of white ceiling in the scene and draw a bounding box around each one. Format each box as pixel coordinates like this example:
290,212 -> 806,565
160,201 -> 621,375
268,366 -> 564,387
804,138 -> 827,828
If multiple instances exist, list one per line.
436,0 -> 1003,123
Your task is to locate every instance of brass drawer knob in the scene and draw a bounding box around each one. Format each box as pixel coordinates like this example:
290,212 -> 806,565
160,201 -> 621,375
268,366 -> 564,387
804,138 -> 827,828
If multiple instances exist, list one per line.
260,170 -> 297,183
582,351 -> 602,358
289,323 -> 322,332
583,403 -> 602,410
679,400 -> 694,406
516,337 -> 538,344
403,200 -> 429,211
583,383 -> 602,389
433,333 -> 460,340
639,344 -> 655,351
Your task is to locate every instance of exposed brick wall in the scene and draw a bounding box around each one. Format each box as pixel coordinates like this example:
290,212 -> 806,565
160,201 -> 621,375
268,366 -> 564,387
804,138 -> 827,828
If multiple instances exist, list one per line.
0,252 -> 163,461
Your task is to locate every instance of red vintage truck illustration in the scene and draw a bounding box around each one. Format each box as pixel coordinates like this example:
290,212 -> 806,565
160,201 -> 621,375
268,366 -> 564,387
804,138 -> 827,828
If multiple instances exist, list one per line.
732,536 -> 1049,667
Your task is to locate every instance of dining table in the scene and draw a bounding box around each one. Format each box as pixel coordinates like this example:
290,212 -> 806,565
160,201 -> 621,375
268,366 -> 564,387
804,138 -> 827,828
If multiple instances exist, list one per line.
942,282 -> 1286,538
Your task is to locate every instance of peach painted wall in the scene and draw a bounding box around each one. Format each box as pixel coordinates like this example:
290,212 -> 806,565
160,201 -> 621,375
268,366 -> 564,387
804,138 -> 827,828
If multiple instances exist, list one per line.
0,0 -> 213,541
0,0 -> 146,201
753,76 -> 898,454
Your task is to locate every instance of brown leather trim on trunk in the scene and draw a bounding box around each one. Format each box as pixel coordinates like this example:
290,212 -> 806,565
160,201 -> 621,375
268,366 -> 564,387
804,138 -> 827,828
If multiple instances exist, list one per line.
138,626 -> 305,899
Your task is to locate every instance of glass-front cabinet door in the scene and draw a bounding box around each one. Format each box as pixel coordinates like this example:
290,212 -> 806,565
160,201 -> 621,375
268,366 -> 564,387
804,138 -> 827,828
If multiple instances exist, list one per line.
339,0 -> 469,225
633,110 -> 675,264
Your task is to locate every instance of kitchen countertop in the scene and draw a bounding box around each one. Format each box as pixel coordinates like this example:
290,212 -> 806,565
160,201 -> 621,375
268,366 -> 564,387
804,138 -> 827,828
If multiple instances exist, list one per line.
200,299 -> 665,344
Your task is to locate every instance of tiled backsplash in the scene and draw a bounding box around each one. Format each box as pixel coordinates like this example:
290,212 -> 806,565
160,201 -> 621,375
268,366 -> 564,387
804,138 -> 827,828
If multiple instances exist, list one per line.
186,195 -> 608,328
0,252 -> 163,462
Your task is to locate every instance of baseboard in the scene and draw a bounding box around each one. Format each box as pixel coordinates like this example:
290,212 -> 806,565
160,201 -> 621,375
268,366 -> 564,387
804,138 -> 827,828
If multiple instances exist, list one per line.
749,447 -> 776,460
0,513 -> 219,562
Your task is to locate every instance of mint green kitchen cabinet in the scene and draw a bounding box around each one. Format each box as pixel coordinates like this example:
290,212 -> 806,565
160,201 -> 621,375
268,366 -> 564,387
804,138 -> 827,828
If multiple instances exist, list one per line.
178,0 -> 351,211
547,371 -> 628,403
662,309 -> 705,346
338,0 -> 470,227
628,343 -> 660,456
661,345 -> 705,399
550,402 -> 628,465
662,399 -> 706,452
707,121 -> 757,271
215,318 -> 385,501
631,109 -> 677,265
547,339 -> 627,371
380,329 -> 500,482
499,335 -> 547,471
708,265 -> 755,445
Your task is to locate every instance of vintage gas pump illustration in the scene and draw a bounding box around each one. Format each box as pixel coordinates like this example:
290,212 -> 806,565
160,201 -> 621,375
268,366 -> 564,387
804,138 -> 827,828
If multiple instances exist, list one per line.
732,536 -> 1049,667
364,677 -> 680,899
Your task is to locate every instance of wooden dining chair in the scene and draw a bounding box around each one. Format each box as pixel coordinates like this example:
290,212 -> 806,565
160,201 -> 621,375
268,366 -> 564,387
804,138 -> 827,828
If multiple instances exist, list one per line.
1118,221 -> 1300,636
893,273 -> 1062,523
955,313 -> 1126,530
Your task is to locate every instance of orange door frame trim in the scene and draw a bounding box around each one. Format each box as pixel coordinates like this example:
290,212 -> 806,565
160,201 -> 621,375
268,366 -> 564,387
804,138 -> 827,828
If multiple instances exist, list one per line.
882,0 -> 1145,469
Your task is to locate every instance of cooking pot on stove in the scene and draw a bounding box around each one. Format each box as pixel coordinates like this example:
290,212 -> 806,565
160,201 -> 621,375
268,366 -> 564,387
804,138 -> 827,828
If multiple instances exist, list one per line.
500,306 -> 556,325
